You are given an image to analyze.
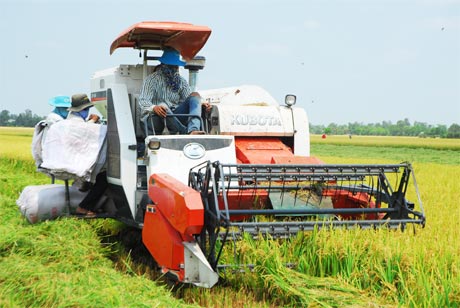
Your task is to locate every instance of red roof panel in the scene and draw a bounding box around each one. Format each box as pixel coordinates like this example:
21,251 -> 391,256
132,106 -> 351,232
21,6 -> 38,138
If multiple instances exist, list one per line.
110,21 -> 212,60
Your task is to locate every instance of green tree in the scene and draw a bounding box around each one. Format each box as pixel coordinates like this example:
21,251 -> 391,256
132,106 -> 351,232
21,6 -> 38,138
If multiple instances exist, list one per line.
0,110 -> 10,126
427,125 -> 447,138
447,124 -> 460,138
411,121 -> 430,137
309,120 -> 458,138
3,109 -> 43,127
326,123 -> 338,134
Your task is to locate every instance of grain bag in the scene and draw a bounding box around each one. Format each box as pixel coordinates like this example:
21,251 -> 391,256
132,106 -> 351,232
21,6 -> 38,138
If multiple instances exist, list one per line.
16,184 -> 88,224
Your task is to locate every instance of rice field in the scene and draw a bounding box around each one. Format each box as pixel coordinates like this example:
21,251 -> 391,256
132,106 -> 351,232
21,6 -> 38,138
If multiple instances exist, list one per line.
0,127 -> 35,161
0,127 -> 459,307
311,134 -> 460,151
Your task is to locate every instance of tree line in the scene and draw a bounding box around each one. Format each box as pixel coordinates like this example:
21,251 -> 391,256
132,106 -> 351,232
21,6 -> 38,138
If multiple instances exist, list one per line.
310,118 -> 460,138
0,109 -> 44,127
1,109 -> 459,138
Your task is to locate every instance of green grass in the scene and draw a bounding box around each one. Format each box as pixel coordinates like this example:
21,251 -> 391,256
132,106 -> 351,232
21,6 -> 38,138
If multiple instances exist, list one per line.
310,134 -> 460,166
311,134 -> 460,151
311,144 -> 459,165
0,219 -> 191,307
0,156 -> 196,307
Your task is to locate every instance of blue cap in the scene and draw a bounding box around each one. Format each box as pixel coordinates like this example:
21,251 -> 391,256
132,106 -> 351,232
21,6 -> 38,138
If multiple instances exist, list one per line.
49,96 -> 71,107
158,49 -> 186,66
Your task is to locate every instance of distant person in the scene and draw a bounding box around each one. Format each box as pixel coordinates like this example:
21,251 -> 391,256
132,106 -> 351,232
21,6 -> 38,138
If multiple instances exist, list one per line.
138,48 -> 211,135
32,95 -> 72,168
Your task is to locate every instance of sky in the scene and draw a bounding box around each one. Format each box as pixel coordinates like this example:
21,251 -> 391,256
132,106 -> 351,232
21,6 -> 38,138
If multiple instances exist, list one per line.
1,0 -> 459,126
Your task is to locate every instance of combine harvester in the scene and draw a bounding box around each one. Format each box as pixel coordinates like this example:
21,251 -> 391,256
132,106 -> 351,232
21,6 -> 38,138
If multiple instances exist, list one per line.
55,22 -> 429,288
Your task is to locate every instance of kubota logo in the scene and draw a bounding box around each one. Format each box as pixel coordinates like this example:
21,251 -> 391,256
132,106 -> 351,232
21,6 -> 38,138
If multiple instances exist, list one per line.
230,114 -> 282,126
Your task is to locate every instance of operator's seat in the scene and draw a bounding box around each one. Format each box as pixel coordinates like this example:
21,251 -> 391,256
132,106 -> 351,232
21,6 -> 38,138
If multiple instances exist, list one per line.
131,93 -> 145,140
140,111 -> 208,137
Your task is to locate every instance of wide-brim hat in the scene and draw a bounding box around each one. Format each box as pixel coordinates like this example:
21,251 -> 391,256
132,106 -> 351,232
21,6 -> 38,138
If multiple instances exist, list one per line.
158,49 -> 186,66
49,96 -> 71,108
68,93 -> 94,112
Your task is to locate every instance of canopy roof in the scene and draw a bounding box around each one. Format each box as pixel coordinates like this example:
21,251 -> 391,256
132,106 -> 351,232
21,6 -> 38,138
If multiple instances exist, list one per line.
109,21 -> 212,60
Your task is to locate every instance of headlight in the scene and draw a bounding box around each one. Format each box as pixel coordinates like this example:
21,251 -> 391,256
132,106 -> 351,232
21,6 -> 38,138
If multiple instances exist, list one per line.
147,137 -> 161,150
285,94 -> 297,107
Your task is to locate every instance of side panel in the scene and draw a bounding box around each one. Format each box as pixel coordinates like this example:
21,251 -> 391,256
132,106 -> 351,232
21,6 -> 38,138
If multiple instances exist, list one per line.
106,86 -> 138,220
149,173 -> 204,236
291,107 -> 310,156
210,105 -> 292,136
107,89 -> 121,179
142,205 -> 185,273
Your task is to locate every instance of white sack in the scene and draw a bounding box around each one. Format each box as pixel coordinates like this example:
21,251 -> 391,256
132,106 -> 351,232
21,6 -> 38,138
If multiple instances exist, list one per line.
31,120 -> 47,168
16,184 -> 88,224
41,118 -> 107,181
31,113 -> 66,168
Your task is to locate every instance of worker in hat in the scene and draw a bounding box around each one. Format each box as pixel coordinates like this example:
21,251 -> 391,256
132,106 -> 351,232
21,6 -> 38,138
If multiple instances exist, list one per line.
32,95 -> 74,168
46,95 -> 72,123
138,48 -> 211,135
62,94 -> 106,216
67,93 -> 100,123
